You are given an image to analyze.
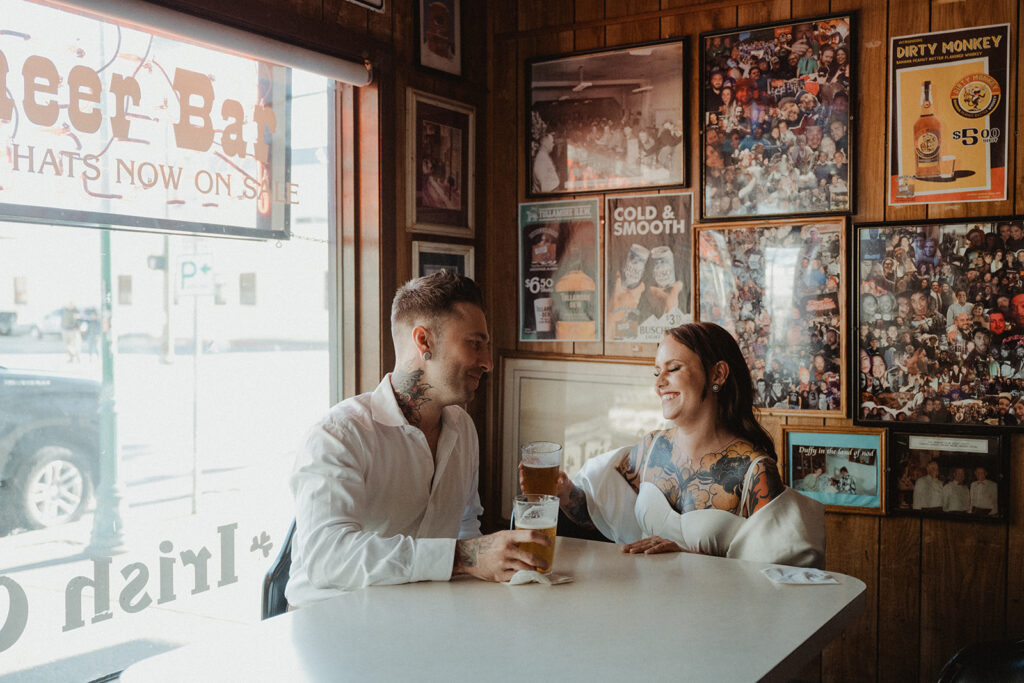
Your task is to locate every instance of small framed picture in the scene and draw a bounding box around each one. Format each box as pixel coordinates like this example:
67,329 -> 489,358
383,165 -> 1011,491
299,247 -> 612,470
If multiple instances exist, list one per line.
888,428 -> 1007,522
406,89 -> 475,237
781,425 -> 886,515
852,217 -> 1024,430
417,0 -> 461,75
526,38 -> 687,197
696,217 -> 847,416
411,241 -> 474,278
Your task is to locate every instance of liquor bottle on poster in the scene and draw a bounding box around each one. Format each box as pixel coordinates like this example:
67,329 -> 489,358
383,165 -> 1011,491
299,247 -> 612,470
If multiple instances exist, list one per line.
554,248 -> 596,340
913,80 -> 941,178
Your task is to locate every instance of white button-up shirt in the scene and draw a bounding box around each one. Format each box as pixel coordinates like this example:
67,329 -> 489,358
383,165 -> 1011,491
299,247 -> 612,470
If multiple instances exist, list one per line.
286,375 -> 483,607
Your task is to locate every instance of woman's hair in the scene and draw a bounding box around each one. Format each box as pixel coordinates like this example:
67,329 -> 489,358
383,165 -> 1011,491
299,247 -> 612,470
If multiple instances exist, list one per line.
664,322 -> 776,458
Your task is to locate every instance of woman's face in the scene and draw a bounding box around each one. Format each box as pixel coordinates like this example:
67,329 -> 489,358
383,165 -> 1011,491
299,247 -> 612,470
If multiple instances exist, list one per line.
721,87 -> 734,105
836,48 -> 848,65
654,336 -> 719,426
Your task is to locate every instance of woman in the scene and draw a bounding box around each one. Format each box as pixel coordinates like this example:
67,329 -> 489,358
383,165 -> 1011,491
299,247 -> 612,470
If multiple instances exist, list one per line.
535,322 -> 825,568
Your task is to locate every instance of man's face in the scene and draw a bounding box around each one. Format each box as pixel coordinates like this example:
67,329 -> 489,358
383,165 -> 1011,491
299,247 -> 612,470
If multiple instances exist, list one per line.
954,468 -> 965,484
955,313 -> 970,332
973,332 -> 990,354
1012,294 -> 1024,322
911,292 -> 929,315
998,397 -> 1011,414
990,312 -> 1006,334
781,101 -> 800,121
736,83 -> 753,104
999,223 -> 1011,240
806,125 -> 823,148
428,302 -> 492,405
830,121 -> 845,140
975,467 -> 987,481
957,290 -> 968,304
711,72 -> 724,89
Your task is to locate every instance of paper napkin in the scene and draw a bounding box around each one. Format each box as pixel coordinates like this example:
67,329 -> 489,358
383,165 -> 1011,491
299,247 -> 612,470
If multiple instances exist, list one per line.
506,570 -> 574,585
761,567 -> 839,585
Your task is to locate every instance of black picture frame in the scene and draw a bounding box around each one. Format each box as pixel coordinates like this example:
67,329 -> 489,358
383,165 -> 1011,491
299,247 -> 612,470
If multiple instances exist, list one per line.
526,38 -> 687,197
852,217 -> 1024,430
888,427 -> 1007,522
698,13 -> 856,221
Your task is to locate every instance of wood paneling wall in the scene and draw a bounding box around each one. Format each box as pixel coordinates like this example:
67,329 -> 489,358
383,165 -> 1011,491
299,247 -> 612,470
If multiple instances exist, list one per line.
484,2 -> 1022,682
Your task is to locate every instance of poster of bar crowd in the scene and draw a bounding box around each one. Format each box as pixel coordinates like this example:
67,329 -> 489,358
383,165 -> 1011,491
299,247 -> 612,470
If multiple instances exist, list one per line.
853,218 -> 1024,429
605,193 -> 693,342
700,14 -> 853,220
888,24 -> 1009,206
519,199 -> 600,341
696,218 -> 846,415
526,39 -> 686,197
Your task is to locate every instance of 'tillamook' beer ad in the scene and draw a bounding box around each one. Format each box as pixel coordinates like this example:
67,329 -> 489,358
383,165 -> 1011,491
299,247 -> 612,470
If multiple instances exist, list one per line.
888,24 -> 1009,205
518,199 -> 600,342
605,193 -> 693,342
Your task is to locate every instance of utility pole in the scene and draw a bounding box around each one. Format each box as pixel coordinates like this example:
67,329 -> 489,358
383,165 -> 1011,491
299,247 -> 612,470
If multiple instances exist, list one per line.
88,228 -> 126,556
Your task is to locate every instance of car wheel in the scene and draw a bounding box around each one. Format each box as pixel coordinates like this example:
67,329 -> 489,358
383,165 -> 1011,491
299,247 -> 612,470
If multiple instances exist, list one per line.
12,445 -> 94,530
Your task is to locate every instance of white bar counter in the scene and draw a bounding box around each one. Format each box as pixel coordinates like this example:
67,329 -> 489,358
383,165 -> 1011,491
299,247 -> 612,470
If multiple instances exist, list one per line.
121,537 -> 865,682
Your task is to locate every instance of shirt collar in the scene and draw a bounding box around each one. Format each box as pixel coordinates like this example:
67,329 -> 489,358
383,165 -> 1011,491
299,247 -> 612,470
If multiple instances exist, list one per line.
370,374 -> 411,428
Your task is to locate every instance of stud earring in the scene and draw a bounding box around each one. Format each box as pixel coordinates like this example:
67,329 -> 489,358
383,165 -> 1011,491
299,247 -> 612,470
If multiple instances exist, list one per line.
422,351 -> 432,361
712,383 -> 720,393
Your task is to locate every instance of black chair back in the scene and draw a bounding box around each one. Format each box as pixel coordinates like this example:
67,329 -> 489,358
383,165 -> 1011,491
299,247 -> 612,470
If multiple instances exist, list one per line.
261,519 -> 297,620
936,638 -> 1024,682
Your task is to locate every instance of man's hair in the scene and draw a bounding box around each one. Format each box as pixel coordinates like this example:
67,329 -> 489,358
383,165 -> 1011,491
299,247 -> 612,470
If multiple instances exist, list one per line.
390,270 -> 485,333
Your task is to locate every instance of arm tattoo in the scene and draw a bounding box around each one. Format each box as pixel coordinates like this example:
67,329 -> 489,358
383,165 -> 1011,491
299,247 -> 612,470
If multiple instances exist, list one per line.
392,367 -> 432,426
742,458 -> 785,517
454,535 -> 493,573
564,486 -> 596,530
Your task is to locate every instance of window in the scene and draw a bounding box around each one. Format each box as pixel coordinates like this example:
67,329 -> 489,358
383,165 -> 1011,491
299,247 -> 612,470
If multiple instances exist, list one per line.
0,2 -> 345,678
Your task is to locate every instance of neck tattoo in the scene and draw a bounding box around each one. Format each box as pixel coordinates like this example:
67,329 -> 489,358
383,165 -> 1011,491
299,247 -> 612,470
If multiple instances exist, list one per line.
393,368 -> 433,426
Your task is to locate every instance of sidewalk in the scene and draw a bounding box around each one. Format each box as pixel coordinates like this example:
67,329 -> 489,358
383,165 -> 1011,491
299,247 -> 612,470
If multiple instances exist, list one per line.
0,484 -> 293,682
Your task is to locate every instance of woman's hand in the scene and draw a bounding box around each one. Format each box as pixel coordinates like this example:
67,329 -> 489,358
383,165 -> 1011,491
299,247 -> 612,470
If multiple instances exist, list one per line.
622,536 -> 684,555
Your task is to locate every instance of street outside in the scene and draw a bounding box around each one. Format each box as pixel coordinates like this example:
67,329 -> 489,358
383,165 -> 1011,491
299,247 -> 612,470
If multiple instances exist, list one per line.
0,335 -> 329,680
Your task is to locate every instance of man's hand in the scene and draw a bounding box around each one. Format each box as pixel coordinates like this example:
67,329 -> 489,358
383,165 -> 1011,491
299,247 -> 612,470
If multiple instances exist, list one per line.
452,530 -> 553,582
645,281 -> 683,317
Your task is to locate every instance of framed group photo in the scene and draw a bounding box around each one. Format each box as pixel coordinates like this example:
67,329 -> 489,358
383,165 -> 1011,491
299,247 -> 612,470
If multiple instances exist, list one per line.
411,241 -> 474,278
417,0 -> 461,75
696,217 -> 847,415
781,425 -> 886,514
526,38 -> 687,197
853,217 -> 1024,429
888,428 -> 1007,521
406,89 -> 475,237
700,14 -> 854,220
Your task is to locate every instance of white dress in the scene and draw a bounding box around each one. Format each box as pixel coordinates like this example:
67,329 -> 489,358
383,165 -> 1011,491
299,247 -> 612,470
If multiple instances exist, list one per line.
573,447 -> 826,569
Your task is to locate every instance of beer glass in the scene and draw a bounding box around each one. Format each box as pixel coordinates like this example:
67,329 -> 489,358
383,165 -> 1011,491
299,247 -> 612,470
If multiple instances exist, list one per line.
513,494 -> 558,574
520,441 -> 562,496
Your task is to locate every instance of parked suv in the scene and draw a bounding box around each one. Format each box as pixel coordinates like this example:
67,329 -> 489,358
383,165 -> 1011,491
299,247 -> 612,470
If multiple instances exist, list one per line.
0,366 -> 100,534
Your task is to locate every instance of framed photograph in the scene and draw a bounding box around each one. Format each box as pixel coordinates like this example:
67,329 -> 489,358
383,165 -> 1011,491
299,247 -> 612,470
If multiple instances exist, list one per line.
700,14 -> 854,220
406,89 -> 475,237
888,24 -> 1009,206
888,428 -> 1007,521
605,192 -> 694,342
781,425 -> 886,515
411,241 -> 474,278
500,355 -> 664,518
852,217 -> 1024,429
518,199 -> 600,342
417,0 -> 461,75
526,39 -> 687,197
696,217 -> 847,416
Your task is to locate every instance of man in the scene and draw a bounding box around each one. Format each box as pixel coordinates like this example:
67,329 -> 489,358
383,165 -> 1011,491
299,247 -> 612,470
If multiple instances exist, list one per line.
60,301 -> 82,363
836,466 -> 856,494
942,467 -> 970,512
286,271 -> 550,608
912,461 -> 943,512
532,132 -> 559,193
945,288 -> 972,327
969,466 -> 998,516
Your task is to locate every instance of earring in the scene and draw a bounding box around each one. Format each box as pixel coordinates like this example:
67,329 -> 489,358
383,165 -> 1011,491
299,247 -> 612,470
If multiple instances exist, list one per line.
712,383 -> 720,393
422,351 -> 432,361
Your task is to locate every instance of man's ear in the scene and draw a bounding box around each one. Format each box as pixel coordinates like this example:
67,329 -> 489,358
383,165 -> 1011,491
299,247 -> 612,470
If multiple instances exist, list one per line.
412,324 -> 432,357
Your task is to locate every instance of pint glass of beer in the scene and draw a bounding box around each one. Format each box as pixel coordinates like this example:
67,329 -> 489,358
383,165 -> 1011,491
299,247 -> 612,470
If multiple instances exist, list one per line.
513,494 -> 558,574
520,441 -> 563,496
